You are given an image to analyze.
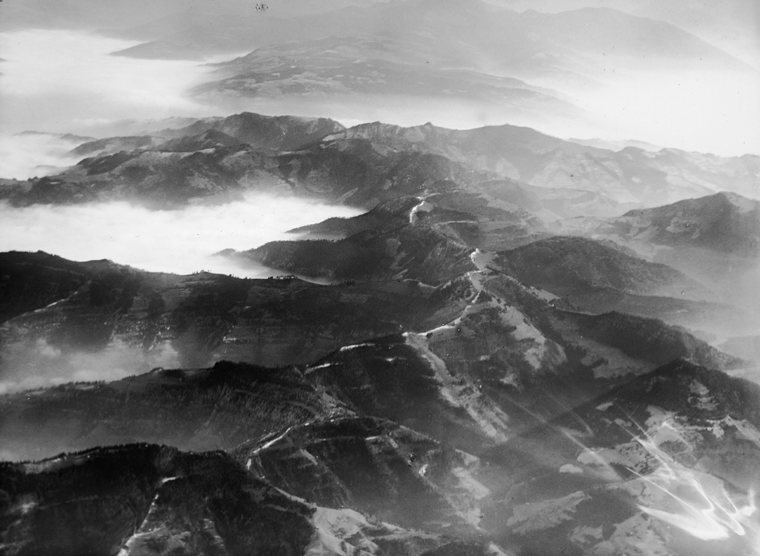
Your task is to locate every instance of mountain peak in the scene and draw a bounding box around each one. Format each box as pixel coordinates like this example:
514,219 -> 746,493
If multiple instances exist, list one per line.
716,190 -> 759,213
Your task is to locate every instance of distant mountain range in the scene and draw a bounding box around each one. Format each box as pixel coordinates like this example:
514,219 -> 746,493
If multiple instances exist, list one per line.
101,0 -> 750,79
579,191 -> 760,257
490,0 -> 760,68
131,0 -> 755,139
1,112 -> 758,212
4,0 -> 755,150
4,0 -> 755,71
557,191 -> 760,323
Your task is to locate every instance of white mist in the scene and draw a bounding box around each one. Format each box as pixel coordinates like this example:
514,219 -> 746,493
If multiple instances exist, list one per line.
0,195 -> 362,277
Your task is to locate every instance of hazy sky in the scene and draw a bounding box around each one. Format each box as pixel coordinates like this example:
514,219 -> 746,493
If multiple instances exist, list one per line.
1,18 -> 758,175
0,30 -> 222,135
556,66 -> 760,156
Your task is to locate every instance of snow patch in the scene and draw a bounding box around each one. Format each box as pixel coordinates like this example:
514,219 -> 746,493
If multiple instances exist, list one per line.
470,249 -> 496,271
409,200 -> 434,224
487,543 -> 511,556
508,491 -> 589,535
255,426 -> 294,453
577,337 -> 654,379
499,305 -> 559,371
577,444 -> 648,478
306,507 -> 379,556
305,362 -> 335,374
6,495 -> 37,517
339,343 -> 375,352
591,513 -> 670,556
726,416 -> 760,448
300,449 -> 320,466
453,467 -> 491,500
688,380 -> 718,411
403,332 -> 509,442
117,491 -> 163,556
527,286 -> 559,301
560,464 -> 584,474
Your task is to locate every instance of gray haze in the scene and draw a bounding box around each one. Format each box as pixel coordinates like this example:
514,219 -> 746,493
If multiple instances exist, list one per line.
1,0 -> 759,170
0,30 -> 225,177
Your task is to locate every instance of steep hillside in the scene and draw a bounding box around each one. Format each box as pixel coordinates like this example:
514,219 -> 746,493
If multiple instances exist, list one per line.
492,236 -> 756,336
0,251 -> 108,323
335,121 -> 760,207
608,192 -> 760,257
238,225 -> 477,285
0,361 -> 340,462
496,236 -> 710,299
1,356 -> 756,555
0,251 -> 476,379
558,192 -> 760,322
236,414 -> 485,533
0,443 -> 490,556
1,256 -> 743,462
0,246 -> 752,556
154,112 -> 346,152
480,360 -> 760,555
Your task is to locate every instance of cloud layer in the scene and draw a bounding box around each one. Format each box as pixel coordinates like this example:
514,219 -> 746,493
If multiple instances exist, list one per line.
0,195 -> 362,276
0,338 -> 179,395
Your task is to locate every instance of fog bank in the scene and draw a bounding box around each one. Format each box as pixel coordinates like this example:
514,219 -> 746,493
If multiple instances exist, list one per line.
0,338 -> 179,395
0,194 -> 361,393
0,133 -> 85,180
0,195 -> 362,277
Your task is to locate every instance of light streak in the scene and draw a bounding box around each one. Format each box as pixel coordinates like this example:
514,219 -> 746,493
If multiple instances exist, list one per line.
626,423 -> 758,545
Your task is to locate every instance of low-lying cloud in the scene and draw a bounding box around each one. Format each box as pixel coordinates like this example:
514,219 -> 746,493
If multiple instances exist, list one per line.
0,132 -> 85,180
0,338 -> 179,395
0,193 -> 361,393
0,194 -> 362,277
